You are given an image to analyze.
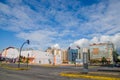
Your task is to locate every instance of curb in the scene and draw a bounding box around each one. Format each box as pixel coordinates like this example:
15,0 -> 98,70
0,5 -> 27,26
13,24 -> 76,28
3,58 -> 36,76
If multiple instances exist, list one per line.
60,72 -> 120,80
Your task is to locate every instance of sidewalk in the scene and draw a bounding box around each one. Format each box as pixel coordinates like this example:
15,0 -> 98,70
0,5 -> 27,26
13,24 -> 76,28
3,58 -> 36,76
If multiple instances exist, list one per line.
97,67 -> 120,72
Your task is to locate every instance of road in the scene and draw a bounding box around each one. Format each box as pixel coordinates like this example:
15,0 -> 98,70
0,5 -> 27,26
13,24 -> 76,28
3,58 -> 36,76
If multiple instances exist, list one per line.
0,64 -> 90,80
0,63 -> 120,80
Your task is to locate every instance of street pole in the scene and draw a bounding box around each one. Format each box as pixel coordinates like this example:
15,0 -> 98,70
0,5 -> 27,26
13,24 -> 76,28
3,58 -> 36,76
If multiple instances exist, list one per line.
27,53 -> 29,68
18,40 -> 30,68
53,50 -> 56,66
76,46 -> 80,67
82,48 -> 88,74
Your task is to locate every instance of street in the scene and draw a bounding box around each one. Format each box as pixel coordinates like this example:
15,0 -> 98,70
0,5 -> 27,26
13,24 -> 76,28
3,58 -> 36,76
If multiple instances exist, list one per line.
0,64 -> 89,80
0,63 -> 120,80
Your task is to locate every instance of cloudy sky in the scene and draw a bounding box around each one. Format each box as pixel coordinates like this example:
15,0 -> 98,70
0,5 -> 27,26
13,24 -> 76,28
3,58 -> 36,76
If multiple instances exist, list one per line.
0,0 -> 120,52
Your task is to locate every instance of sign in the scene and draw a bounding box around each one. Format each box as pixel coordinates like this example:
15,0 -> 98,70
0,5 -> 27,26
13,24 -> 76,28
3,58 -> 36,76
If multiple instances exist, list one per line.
75,59 -> 83,64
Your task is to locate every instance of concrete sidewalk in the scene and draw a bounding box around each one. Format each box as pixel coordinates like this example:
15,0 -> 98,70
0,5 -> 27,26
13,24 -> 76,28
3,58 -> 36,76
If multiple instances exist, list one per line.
97,67 -> 120,72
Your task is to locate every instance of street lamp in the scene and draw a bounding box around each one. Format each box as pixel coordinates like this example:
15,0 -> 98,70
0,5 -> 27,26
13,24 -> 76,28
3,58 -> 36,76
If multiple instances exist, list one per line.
82,48 -> 88,74
27,53 -> 29,68
76,46 -> 81,67
76,46 -> 88,74
18,40 -> 30,68
53,49 -> 56,66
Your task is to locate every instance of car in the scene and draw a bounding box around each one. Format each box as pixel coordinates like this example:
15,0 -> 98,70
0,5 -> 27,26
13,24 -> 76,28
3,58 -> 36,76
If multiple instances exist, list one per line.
115,63 -> 120,67
0,57 -> 5,61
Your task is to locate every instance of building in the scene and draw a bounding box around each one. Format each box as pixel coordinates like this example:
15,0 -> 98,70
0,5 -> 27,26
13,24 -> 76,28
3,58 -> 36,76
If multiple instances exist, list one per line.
0,51 -> 2,61
18,50 -> 53,64
68,48 -> 89,64
1,47 -> 19,59
1,47 -> 55,64
0,50 -> 2,57
1,47 -> 62,64
45,47 -> 53,54
62,50 -> 68,63
68,49 -> 78,63
89,42 -> 114,63
45,47 -> 62,65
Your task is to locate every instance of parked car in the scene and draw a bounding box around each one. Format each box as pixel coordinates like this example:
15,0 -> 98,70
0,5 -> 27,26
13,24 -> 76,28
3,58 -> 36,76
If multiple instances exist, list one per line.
0,57 -> 5,61
115,63 -> 120,67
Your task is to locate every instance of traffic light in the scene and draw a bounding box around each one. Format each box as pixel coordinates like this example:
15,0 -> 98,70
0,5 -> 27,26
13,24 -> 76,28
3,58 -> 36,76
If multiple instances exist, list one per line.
27,40 -> 30,44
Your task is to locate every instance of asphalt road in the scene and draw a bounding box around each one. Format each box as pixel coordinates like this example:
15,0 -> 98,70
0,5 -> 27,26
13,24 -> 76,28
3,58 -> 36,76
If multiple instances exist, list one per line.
0,64 -> 90,80
0,63 -> 120,80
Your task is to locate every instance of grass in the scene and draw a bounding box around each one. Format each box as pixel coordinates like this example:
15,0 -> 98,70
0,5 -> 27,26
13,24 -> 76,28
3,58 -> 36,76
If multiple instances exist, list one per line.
0,63 -> 30,70
40,64 -> 58,68
3,66 -> 30,70
60,72 -> 120,80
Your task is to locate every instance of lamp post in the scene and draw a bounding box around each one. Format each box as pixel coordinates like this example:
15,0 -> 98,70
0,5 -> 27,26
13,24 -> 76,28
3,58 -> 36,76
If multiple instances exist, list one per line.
76,46 -> 81,59
82,48 -> 88,74
53,49 -> 56,66
76,46 -> 88,74
27,53 -> 29,68
75,46 -> 81,67
18,40 -> 30,68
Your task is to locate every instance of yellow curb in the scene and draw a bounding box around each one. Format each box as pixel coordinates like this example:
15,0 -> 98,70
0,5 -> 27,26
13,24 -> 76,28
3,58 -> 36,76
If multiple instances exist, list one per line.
3,66 -> 30,70
40,64 -> 58,67
60,72 -> 120,80
0,65 -> 30,70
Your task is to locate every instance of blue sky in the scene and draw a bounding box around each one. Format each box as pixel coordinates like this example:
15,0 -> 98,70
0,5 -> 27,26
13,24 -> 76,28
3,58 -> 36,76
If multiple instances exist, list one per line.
0,0 -> 120,52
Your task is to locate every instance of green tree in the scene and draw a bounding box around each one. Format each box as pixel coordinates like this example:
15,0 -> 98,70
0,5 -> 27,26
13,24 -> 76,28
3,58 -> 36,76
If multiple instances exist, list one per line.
112,51 -> 119,63
101,57 -> 107,65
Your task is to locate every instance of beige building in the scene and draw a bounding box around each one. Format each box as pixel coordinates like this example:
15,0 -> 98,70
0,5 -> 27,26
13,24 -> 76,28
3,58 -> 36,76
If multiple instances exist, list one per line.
89,42 -> 114,63
45,47 -> 62,65
62,50 -> 68,63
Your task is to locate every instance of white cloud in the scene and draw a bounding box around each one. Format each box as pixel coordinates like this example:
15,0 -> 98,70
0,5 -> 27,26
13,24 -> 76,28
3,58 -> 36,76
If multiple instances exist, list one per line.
51,44 -> 60,49
0,0 -> 120,51
16,30 -> 58,49
17,30 -> 57,41
77,0 -> 120,35
70,38 -> 89,49
71,33 -> 120,54
0,0 -> 120,34
90,37 -> 99,43
0,1 -> 46,32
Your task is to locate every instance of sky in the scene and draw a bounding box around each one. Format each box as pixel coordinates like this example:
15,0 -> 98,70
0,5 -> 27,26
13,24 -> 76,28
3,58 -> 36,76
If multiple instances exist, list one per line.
0,0 -> 120,53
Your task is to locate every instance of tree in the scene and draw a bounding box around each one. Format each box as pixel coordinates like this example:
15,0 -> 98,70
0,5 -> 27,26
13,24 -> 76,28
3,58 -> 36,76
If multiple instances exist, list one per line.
101,57 -> 107,65
112,51 -> 119,63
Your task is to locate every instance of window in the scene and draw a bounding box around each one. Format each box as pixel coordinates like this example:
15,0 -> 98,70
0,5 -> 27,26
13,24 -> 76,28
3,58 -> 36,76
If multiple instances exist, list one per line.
93,48 -> 99,54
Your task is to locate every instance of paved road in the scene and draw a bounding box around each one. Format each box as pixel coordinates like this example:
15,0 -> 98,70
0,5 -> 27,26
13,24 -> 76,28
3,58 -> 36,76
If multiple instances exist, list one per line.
0,64 -> 90,80
0,63 -> 119,80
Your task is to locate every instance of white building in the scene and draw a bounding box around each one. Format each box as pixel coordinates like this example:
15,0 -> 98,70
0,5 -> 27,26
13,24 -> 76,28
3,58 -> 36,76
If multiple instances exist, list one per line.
1,47 -> 19,59
1,47 -> 62,64
46,48 -> 62,65
21,50 -> 53,64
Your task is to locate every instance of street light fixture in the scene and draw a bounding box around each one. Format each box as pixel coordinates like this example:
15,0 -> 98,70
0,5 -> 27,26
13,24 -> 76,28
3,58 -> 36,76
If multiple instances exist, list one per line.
18,40 -> 30,68
82,48 -> 88,74
27,53 -> 29,68
76,46 -> 88,74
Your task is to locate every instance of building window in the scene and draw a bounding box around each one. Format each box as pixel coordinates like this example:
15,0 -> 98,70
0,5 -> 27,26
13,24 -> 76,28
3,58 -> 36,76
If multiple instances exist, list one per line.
93,48 -> 99,54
